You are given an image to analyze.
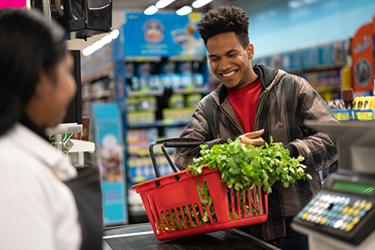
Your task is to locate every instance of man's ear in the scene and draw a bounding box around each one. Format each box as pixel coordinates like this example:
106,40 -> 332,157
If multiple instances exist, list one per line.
247,44 -> 254,59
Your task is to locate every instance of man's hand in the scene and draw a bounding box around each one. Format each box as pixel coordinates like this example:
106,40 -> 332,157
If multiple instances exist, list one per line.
239,129 -> 265,146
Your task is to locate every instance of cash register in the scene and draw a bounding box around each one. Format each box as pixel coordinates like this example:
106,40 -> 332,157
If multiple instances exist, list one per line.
292,121 -> 375,250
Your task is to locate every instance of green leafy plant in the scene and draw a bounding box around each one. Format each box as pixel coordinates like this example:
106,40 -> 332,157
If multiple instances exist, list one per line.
188,138 -> 312,193
157,203 -> 207,232
156,139 -> 312,231
196,179 -> 217,223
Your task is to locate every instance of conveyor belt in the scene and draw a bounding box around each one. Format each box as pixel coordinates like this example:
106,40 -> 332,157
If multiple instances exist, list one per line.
104,223 -> 280,250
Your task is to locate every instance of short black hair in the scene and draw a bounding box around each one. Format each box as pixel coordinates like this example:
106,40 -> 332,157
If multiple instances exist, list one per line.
0,9 -> 66,136
198,6 -> 249,48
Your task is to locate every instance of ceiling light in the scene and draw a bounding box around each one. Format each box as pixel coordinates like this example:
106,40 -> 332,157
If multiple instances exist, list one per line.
155,0 -> 176,9
110,29 -> 120,40
302,0 -> 318,4
83,29 -> 120,56
192,0 -> 214,9
176,6 -> 193,16
144,5 -> 159,15
288,0 -> 303,9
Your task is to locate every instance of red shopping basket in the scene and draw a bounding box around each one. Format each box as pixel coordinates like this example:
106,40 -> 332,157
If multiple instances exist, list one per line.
132,138 -> 268,241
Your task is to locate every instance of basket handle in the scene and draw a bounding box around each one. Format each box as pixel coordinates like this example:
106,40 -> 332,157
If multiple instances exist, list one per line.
149,138 -> 203,183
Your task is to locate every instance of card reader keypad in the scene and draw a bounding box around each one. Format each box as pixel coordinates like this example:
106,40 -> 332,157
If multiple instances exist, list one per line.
297,193 -> 373,232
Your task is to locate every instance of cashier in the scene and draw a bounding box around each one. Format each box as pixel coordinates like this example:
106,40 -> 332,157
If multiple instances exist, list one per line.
0,9 -> 93,250
174,6 -> 339,250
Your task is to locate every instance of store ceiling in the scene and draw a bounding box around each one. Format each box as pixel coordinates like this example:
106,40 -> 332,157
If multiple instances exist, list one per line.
113,0 -> 197,11
69,0 -> 234,51
113,0 -> 234,11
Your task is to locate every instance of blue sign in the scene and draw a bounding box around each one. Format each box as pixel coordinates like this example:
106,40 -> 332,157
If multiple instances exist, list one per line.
123,12 -> 205,57
92,103 -> 127,225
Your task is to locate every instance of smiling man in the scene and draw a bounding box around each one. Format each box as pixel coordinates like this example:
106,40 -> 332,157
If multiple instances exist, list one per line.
174,5 -> 339,250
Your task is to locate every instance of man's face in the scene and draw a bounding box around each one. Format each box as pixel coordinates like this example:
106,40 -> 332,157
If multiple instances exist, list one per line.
207,32 -> 253,89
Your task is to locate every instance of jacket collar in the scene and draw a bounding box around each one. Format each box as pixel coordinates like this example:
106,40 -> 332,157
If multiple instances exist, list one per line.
208,64 -> 282,134
8,124 -> 77,181
212,64 -> 278,105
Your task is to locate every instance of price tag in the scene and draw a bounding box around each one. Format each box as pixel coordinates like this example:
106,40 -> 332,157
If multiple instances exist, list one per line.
335,112 -> 350,121
356,111 -> 373,121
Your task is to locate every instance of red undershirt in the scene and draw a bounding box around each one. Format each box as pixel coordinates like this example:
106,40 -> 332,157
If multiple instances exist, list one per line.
227,78 -> 262,133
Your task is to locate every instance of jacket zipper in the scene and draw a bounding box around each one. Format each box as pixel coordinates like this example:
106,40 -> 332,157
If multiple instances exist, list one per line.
254,70 -> 285,130
218,105 -> 242,134
214,70 -> 283,134
254,90 -> 270,131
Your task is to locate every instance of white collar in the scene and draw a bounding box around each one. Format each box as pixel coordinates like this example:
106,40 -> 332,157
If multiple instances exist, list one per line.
9,124 -> 77,181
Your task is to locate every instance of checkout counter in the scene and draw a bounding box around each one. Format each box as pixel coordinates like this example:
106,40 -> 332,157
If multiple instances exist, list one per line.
103,223 -> 280,250
103,120 -> 375,250
292,121 -> 375,250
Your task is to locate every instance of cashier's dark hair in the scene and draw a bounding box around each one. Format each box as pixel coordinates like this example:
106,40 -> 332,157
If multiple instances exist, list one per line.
0,8 -> 66,136
198,6 -> 249,48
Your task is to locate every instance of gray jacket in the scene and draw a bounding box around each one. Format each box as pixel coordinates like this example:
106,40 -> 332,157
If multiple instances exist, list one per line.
174,64 -> 339,240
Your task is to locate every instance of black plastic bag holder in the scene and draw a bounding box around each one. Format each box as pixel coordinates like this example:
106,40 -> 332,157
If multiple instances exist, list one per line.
148,138 -> 204,186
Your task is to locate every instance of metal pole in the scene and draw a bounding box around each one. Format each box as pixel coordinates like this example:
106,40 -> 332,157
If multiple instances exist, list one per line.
42,0 -> 52,21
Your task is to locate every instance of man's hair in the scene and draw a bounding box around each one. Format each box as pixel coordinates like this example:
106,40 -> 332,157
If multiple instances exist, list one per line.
198,6 -> 249,48
0,9 -> 66,136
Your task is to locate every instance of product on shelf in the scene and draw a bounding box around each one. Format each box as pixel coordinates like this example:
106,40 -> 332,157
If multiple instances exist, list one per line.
163,107 -> 195,122
126,96 -> 157,112
127,189 -> 145,214
128,73 -> 205,92
329,90 -> 375,121
127,129 -> 158,156
127,127 -> 178,192
342,89 -> 354,109
127,111 -> 155,125
81,43 -> 113,84
340,57 -> 352,90
303,69 -> 342,100
128,156 -> 174,185
125,58 -> 206,95
187,94 -> 202,107
253,39 -> 350,101
165,127 -> 185,138
80,43 -> 115,117
169,94 -> 184,108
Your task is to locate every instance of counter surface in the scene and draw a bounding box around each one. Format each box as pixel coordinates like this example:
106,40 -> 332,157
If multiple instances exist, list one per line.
103,223 -> 279,250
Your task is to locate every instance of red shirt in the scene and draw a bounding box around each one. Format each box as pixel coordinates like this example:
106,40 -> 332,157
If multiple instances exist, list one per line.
227,78 -> 262,133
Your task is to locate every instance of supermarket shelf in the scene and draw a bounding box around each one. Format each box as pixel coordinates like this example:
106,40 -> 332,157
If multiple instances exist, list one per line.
83,58 -> 113,72
82,71 -> 113,84
290,64 -> 345,74
128,152 -> 172,157
127,120 -> 191,129
127,89 -> 163,97
127,87 -> 208,97
169,55 -> 205,61
174,87 -> 209,95
82,90 -> 112,102
124,56 -> 161,62
82,75 -> 112,85
124,55 -> 206,62
128,152 -> 154,158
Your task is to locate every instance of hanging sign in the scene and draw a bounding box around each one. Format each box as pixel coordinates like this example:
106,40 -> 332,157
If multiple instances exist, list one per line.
123,12 -> 205,57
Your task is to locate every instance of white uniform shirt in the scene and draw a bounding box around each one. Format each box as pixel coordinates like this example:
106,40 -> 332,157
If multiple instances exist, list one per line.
0,124 -> 81,250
